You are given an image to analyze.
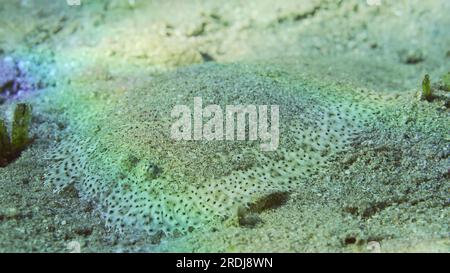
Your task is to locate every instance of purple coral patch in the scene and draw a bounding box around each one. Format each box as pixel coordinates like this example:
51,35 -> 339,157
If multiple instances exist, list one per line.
0,56 -> 41,102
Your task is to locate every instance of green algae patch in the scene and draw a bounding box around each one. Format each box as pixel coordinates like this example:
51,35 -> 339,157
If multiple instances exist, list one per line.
11,103 -> 33,153
0,103 -> 32,167
421,74 -> 433,101
440,72 -> 450,92
0,119 -> 11,166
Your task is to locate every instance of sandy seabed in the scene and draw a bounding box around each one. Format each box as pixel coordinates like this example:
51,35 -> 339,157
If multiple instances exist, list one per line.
0,0 -> 449,252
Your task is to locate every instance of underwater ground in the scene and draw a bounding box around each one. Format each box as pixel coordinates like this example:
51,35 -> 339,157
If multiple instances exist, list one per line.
0,0 -> 449,253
